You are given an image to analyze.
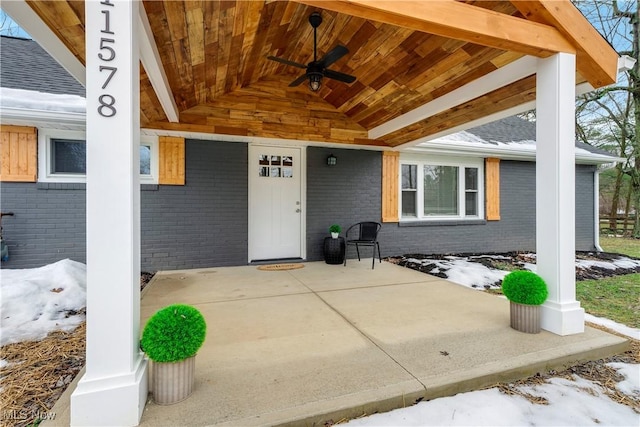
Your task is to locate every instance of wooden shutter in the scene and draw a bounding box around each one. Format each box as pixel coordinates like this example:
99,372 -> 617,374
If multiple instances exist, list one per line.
0,125 -> 37,182
159,136 -> 185,185
485,158 -> 500,221
382,151 -> 400,223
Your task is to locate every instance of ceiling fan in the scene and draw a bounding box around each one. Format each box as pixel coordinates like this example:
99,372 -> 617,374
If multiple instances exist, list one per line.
267,12 -> 356,92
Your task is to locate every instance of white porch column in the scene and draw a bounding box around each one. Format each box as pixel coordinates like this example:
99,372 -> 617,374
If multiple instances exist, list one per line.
536,52 -> 585,336
71,1 -> 148,425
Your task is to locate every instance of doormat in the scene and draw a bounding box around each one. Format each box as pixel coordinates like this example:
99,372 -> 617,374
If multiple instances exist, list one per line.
257,263 -> 305,271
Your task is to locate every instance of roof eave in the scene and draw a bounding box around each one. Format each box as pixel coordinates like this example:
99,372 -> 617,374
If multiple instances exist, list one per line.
406,140 -> 621,165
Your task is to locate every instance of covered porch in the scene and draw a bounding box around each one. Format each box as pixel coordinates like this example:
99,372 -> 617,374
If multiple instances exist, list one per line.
2,1 -> 622,425
46,261 -> 627,426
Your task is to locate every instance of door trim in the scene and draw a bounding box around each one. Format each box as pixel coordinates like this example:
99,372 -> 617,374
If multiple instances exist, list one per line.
248,143 -> 306,262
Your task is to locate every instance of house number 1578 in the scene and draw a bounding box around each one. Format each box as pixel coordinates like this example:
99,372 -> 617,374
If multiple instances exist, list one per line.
97,0 -> 117,117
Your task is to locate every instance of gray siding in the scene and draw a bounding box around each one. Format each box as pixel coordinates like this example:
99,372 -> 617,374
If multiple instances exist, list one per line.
141,140 -> 248,271
576,165 -> 597,248
0,144 -> 596,270
305,148 -> 596,261
1,140 -> 247,271
306,148 -> 382,261
0,183 -> 87,268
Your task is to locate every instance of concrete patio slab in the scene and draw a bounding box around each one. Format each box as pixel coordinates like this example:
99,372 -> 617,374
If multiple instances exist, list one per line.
318,281 -> 627,400
43,260 -> 629,427
141,266 -> 311,308
287,260 -> 439,292
140,292 -> 423,426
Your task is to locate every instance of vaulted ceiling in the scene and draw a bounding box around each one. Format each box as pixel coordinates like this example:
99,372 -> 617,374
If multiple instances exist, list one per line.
23,0 -> 618,148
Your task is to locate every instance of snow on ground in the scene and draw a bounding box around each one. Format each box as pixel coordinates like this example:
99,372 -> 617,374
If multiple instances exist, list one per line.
586,313 -> 640,340
577,256 -> 640,271
404,256 -> 509,289
345,370 -> 640,427
1,259 -> 638,427
357,254 -> 640,427
400,253 -> 640,289
0,259 -> 86,345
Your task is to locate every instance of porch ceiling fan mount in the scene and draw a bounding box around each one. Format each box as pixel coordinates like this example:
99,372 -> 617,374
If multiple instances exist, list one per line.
267,11 -> 356,92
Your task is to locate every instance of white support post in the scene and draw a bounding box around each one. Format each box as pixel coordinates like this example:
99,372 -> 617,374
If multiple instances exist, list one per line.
71,1 -> 148,425
536,53 -> 584,336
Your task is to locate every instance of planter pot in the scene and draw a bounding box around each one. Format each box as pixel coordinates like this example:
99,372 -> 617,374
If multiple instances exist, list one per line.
324,236 -> 345,264
509,301 -> 541,334
331,232 -> 339,239
151,355 -> 196,405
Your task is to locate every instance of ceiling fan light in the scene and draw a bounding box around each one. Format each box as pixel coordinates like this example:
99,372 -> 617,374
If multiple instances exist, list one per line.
309,73 -> 322,92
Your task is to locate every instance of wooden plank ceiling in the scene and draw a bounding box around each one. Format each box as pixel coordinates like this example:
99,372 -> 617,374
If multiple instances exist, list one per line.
25,0 -> 611,147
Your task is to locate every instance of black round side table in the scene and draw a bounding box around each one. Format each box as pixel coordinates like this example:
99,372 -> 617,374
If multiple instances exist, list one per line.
323,237 -> 345,264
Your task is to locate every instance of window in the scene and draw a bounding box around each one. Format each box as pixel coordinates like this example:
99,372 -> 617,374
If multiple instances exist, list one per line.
401,164 -> 417,217
399,155 -> 484,220
38,129 -> 158,183
51,139 -> 86,174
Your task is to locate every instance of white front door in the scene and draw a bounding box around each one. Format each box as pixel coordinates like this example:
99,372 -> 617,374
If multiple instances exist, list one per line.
249,146 -> 303,261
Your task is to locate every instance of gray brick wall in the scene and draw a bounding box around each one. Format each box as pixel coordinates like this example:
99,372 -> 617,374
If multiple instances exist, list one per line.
305,148 -> 597,261
140,140 -> 248,271
0,144 -> 597,270
306,147 -> 382,261
1,140 -> 247,271
0,183 -> 87,268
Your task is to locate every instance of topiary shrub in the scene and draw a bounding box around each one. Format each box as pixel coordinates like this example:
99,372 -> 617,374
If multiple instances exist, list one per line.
141,304 -> 206,363
501,271 -> 548,305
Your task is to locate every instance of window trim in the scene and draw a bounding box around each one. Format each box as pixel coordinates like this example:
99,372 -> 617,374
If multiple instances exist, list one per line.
398,154 -> 485,222
38,129 -> 159,184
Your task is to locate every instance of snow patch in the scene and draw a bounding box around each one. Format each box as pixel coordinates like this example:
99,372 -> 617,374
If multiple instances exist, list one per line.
0,87 -> 86,114
345,370 -> 639,426
607,362 -> 640,397
585,313 -> 640,340
431,130 -> 491,145
0,259 -> 86,345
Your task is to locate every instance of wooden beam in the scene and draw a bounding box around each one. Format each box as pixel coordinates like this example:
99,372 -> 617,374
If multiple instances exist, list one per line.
138,2 -> 180,122
511,0 -> 617,87
369,56 -> 536,139
146,120 -> 389,147
384,75 -> 538,147
292,0 -> 576,58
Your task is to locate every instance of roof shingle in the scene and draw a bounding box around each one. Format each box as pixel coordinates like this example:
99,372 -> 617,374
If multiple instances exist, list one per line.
0,35 -> 85,97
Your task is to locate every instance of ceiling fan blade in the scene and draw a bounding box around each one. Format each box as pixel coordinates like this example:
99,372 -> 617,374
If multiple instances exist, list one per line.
267,56 -> 307,69
288,74 -> 309,87
324,69 -> 356,84
319,45 -> 349,68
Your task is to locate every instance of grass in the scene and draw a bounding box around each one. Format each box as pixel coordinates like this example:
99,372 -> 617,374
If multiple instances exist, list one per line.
577,274 -> 640,328
599,235 -> 640,258
482,235 -> 640,328
587,235 -> 640,328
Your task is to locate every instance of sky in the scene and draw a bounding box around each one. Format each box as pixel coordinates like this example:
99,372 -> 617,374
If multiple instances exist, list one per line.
0,10 -> 30,39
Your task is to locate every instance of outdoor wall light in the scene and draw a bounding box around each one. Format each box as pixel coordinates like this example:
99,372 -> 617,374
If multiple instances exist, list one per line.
327,153 -> 337,166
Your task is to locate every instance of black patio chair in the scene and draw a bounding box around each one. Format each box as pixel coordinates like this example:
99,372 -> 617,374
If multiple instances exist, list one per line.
344,222 -> 382,269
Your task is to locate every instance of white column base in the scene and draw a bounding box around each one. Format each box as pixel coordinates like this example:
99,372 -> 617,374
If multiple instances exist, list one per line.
71,355 -> 148,427
541,300 -> 585,336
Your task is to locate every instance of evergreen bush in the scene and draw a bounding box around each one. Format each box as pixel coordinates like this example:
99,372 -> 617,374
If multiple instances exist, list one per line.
501,270 -> 548,305
141,304 -> 206,363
